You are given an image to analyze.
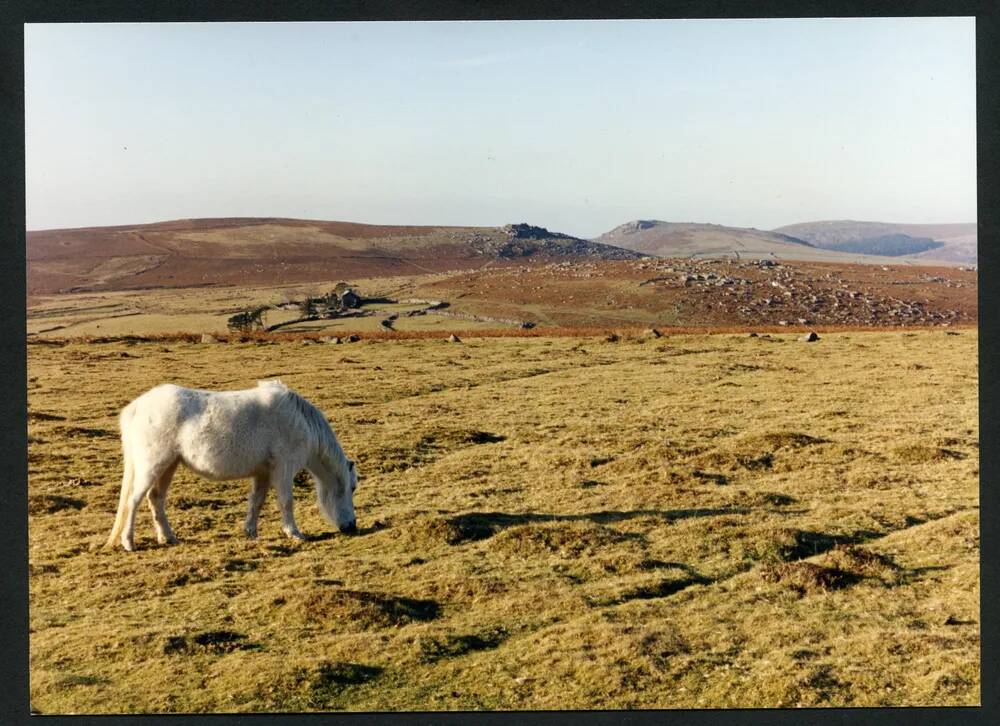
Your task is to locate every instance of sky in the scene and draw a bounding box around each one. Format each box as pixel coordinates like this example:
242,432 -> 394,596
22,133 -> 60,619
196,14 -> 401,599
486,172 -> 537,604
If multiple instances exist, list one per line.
24,18 -> 976,238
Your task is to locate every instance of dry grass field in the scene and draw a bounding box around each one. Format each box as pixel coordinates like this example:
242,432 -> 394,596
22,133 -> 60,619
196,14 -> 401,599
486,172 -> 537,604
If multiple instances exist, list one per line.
27,328 -> 978,712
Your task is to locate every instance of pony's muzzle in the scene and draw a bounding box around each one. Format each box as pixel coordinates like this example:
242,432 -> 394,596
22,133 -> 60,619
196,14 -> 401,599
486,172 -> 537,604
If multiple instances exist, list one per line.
339,520 -> 357,534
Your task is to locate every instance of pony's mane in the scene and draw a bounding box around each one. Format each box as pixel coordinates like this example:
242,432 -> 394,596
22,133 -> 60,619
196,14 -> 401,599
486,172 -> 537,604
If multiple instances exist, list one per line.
282,387 -> 349,471
255,379 -> 348,473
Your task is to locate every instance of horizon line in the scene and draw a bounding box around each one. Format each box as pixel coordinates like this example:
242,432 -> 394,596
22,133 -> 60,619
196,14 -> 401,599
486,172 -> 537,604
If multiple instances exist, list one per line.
25,214 -> 979,237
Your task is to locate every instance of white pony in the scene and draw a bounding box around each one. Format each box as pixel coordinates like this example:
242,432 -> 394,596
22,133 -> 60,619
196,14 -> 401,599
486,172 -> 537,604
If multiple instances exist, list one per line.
105,380 -> 358,551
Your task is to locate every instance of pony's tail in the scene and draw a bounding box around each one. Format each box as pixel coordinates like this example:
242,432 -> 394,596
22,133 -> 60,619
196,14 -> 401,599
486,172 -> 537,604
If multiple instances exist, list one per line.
105,404 -> 136,548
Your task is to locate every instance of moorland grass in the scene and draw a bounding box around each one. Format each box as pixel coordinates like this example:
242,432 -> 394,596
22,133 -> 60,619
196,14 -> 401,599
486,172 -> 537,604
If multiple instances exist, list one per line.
27,330 -> 978,712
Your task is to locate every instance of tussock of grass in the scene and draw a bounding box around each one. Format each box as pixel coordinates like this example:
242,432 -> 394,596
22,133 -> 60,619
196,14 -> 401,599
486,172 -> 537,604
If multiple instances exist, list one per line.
282,587 -> 441,630
728,491 -> 798,508
417,626 -> 509,663
748,432 -> 829,449
760,562 -> 858,595
405,515 -> 497,547
28,493 -> 86,515
587,570 -> 709,606
823,545 -> 904,586
491,521 -> 635,558
163,630 -> 259,655
892,444 -> 967,463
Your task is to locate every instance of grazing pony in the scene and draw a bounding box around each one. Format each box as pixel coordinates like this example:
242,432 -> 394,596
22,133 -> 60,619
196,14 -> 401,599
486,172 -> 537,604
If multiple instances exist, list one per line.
105,380 -> 358,551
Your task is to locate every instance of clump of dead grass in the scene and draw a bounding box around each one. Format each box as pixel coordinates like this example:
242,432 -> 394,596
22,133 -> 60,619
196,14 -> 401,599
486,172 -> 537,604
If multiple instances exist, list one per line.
727,491 -> 798,508
279,660 -> 385,711
405,515 -> 497,547
28,493 -> 86,515
587,570 -> 709,606
416,625 -> 509,663
490,521 -> 634,559
733,526 -> 855,564
741,431 -> 829,450
892,445 -> 967,464
760,562 -> 857,595
280,586 -> 441,630
822,545 -> 904,586
162,630 -> 259,655
411,575 -> 509,604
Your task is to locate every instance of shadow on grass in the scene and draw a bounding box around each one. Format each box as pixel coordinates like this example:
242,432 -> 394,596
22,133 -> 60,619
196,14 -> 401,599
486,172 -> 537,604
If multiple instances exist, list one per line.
443,507 -> 750,543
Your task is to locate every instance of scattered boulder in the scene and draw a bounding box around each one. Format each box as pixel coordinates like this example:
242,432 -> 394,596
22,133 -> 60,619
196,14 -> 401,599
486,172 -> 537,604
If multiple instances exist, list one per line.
748,332 -> 759,338
448,334 -> 462,343
643,328 -> 662,339
800,331 -> 820,342
319,336 -> 341,344
200,334 -> 220,344
345,334 -> 361,343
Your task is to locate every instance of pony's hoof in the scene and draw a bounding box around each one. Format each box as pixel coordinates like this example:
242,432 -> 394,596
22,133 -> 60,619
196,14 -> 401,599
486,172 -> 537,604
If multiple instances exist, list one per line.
285,530 -> 307,542
244,529 -> 258,540
158,535 -> 179,545
121,540 -> 135,552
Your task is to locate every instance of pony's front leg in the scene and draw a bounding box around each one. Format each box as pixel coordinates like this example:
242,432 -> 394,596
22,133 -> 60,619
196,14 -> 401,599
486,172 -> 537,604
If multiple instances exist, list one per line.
244,473 -> 269,539
271,465 -> 306,541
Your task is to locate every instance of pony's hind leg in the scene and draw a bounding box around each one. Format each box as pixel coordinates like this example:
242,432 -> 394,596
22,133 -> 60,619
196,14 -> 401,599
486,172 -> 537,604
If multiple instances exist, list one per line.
271,463 -> 306,541
244,473 -> 269,539
147,459 -> 180,545
121,458 -> 172,551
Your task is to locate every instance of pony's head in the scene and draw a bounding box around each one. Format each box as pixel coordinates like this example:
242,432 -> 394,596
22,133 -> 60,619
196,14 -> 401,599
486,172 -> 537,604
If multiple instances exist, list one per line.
315,456 -> 358,534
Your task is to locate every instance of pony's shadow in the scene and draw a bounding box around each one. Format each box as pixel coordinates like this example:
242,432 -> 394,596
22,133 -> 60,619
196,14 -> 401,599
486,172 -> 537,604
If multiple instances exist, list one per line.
306,520 -> 388,540
305,531 -> 337,542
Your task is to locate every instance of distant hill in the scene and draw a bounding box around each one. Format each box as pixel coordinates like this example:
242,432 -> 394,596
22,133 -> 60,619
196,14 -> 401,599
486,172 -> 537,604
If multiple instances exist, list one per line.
26,218 -> 645,296
774,221 -> 977,266
823,234 -> 943,257
592,220 -> 914,264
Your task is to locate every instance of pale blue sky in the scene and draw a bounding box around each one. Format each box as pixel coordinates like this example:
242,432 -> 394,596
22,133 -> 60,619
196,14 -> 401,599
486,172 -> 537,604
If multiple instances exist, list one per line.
25,18 -> 976,238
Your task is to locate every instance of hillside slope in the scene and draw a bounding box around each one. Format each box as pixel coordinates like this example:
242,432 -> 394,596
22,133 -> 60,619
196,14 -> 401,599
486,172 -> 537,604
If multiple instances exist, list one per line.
774,221 -> 977,266
27,218 -> 645,296
594,220 -> 887,263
